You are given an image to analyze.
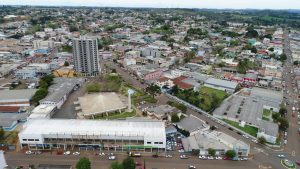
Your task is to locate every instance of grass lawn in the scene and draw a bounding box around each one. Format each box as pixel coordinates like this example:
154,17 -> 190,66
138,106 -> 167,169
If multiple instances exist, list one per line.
120,83 -> 157,104
263,109 -> 271,117
95,110 -> 136,120
223,119 -> 258,137
262,116 -> 270,121
198,86 -> 228,111
262,109 -> 272,121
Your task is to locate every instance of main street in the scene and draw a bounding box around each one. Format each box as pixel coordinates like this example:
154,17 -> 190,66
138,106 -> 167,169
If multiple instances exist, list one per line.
5,151 -> 268,169
283,32 -> 300,157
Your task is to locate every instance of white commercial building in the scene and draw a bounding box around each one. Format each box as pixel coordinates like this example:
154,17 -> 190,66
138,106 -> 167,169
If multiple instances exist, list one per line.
28,105 -> 57,119
19,119 -> 166,151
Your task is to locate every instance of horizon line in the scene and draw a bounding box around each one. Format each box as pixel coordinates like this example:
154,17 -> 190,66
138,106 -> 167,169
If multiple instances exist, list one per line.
0,4 -> 300,10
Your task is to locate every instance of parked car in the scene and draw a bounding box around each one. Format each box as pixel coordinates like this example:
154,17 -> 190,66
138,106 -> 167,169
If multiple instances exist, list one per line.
165,154 -> 172,158
277,154 -> 285,158
73,152 -> 80,155
180,155 -> 188,159
25,151 -> 32,155
207,156 -> 214,160
64,151 -> 71,155
189,165 -> 196,169
108,155 -> 116,160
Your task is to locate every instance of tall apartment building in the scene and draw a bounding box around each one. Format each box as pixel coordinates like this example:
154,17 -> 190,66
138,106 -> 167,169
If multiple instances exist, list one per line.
72,37 -> 100,76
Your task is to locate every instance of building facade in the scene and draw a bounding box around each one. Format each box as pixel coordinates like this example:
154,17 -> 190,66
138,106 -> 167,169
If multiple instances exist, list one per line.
72,37 -> 100,76
19,119 -> 166,152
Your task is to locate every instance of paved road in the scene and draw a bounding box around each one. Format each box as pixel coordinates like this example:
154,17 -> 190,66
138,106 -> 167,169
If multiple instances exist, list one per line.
52,80 -> 87,119
283,33 -> 300,156
6,151 -> 265,169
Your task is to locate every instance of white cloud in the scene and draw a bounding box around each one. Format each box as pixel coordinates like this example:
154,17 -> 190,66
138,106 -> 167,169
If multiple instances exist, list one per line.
1,0 -> 300,9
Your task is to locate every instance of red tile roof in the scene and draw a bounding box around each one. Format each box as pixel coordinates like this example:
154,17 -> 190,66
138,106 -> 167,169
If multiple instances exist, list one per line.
0,106 -> 20,113
172,76 -> 193,89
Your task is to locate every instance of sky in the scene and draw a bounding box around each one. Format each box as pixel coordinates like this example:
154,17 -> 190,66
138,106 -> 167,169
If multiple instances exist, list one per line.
1,0 -> 300,9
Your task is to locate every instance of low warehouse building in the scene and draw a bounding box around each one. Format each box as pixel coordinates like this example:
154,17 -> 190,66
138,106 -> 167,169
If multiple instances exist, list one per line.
0,89 -> 37,107
19,119 -> 166,152
181,130 -> 250,157
204,78 -> 238,93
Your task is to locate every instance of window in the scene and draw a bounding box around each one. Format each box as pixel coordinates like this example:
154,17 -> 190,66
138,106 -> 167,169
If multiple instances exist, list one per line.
22,139 -> 27,141
28,139 -> 34,141
154,142 -> 159,144
159,142 -> 163,144
147,142 -> 151,144
35,139 -> 39,141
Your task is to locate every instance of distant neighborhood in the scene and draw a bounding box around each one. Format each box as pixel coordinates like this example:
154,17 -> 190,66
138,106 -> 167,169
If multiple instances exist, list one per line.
0,6 -> 299,169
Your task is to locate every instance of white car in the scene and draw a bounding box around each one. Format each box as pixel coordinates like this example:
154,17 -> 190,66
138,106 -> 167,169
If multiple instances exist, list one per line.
73,152 -> 80,155
242,134 -> 250,139
64,151 -> 71,155
98,152 -> 105,156
252,139 -> 258,143
277,154 -> 285,158
207,156 -> 214,160
178,149 -> 184,153
165,154 -> 173,158
180,155 -> 188,159
25,151 -> 32,155
215,156 -> 222,160
189,165 -> 196,169
240,157 -> 248,161
108,156 -> 116,160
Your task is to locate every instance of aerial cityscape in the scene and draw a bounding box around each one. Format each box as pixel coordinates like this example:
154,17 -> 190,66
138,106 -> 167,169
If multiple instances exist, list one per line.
0,1 -> 299,169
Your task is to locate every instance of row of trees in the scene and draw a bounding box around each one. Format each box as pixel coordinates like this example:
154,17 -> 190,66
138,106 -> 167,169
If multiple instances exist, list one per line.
32,75 -> 54,105
110,157 -> 137,169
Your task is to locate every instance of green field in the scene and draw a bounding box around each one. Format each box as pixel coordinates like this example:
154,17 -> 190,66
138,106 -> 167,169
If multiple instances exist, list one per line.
262,109 -> 272,121
223,119 -> 258,137
175,86 -> 228,112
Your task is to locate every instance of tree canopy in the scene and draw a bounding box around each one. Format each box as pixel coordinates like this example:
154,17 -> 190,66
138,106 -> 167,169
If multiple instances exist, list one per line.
122,157 -> 135,169
145,84 -> 161,98
171,113 -> 180,123
76,157 -> 91,169
225,150 -> 236,158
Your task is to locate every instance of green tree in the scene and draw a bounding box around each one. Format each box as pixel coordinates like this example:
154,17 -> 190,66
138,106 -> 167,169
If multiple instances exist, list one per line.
171,85 -> 180,95
225,150 -> 236,158
64,61 -> 70,66
41,75 -> 54,85
258,136 -> 267,144
278,117 -> 289,131
32,88 -> 48,104
39,80 -> 48,89
76,157 -> 91,169
110,161 -> 123,169
279,107 -> 287,116
145,84 -> 161,98
272,113 -> 280,122
208,148 -> 216,156
279,53 -> 287,62
171,113 -> 180,123
122,157 -> 135,169
0,127 -> 5,140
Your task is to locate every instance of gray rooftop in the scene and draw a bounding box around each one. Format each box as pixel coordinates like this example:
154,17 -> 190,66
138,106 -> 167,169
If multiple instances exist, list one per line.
0,89 -> 37,101
258,121 -> 279,137
40,78 -> 84,103
147,104 -> 180,116
175,115 -> 208,133
205,78 -> 238,90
